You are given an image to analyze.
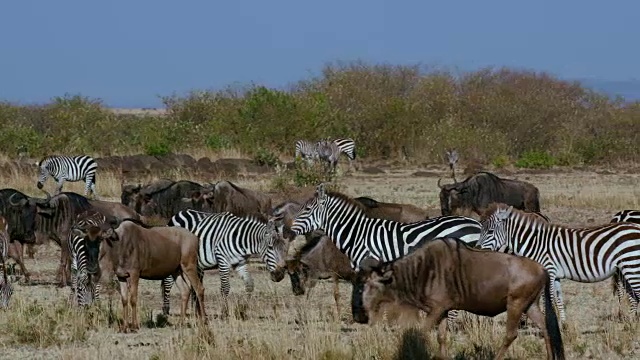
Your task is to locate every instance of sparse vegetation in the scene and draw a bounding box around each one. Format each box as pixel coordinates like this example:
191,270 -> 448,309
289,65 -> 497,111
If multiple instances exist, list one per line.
0,63 -> 638,168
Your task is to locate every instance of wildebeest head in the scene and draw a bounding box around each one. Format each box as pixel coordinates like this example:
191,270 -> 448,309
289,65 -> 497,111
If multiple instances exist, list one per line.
186,187 -> 215,211
1,189 -> 51,243
360,256 -> 395,323
257,218 -> 287,283
437,178 -> 465,216
120,183 -> 142,208
290,183 -> 328,236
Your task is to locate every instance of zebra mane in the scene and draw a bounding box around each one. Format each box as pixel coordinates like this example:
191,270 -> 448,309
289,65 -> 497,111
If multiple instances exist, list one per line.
325,191 -> 368,213
239,212 -> 269,225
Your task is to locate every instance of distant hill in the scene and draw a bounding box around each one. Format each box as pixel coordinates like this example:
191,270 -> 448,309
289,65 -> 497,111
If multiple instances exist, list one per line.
575,78 -> 640,102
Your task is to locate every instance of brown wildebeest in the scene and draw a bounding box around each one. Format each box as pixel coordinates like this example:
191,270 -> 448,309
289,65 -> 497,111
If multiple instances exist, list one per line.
88,218 -> 206,333
438,171 -> 541,217
354,196 -> 430,222
360,237 -> 565,360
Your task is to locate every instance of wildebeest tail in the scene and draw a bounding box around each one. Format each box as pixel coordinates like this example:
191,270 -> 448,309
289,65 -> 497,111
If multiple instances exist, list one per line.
543,274 -> 565,360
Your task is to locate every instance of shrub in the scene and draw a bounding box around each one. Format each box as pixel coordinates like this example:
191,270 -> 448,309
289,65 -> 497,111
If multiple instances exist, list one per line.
252,148 -> 280,167
515,151 -> 557,169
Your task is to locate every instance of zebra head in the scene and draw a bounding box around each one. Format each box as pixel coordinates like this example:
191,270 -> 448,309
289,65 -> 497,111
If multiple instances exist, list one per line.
36,158 -> 51,190
290,183 -> 328,235
478,204 -> 514,251
259,219 -> 287,283
74,268 -> 94,306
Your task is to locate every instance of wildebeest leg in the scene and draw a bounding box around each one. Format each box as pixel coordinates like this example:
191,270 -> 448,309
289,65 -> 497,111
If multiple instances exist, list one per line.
181,261 -> 207,324
495,301 -> 526,360
174,274 -> 190,326
419,308 -> 448,358
25,243 -> 35,259
129,274 -> 140,332
118,279 -> 130,333
525,301 -> 553,360
8,242 -> 30,282
332,276 -> 340,318
436,313 -> 449,358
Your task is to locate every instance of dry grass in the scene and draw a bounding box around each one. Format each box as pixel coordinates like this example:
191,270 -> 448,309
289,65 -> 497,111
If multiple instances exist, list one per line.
0,165 -> 639,359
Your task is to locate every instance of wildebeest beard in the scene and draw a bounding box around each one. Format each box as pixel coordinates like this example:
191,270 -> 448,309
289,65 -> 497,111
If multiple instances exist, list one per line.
351,275 -> 369,324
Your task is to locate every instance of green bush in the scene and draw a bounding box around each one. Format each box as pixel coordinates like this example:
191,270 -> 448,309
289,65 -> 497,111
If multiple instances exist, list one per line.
252,148 -> 280,167
515,151 -> 557,169
0,63 -> 638,165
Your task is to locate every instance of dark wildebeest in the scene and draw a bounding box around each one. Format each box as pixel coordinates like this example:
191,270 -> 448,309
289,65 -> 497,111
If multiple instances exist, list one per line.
0,216 -> 13,308
120,178 -> 174,209
438,171 -> 541,217
360,238 -> 565,360
354,196 -> 430,222
122,180 -> 206,222
0,189 -> 50,281
29,191 -> 143,287
188,180 -> 272,216
88,218 -> 206,332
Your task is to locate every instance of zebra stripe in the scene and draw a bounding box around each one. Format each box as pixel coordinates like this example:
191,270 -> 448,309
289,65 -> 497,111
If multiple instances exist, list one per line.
0,218 -> 13,309
289,184 -> 481,326
69,211 -> 106,306
37,155 -> 98,197
610,209 -> 640,316
294,140 -> 319,165
168,209 -> 286,298
479,204 -> 640,321
332,138 -> 356,161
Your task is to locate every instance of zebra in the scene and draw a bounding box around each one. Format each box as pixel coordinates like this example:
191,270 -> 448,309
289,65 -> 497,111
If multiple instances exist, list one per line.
332,138 -> 357,162
316,139 -> 341,172
160,209 -> 211,315
610,209 -> 640,317
36,155 -> 98,198
165,209 -> 287,313
0,216 -> 13,309
479,203 -> 640,322
68,211 -> 106,306
289,183 -> 482,325
294,140 -> 319,166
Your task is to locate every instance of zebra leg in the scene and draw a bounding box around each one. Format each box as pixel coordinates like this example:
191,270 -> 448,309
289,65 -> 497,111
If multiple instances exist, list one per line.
235,262 -> 254,294
619,268 -> 640,318
216,255 -> 231,318
548,276 -> 566,324
447,309 -> 459,330
161,276 -> 174,315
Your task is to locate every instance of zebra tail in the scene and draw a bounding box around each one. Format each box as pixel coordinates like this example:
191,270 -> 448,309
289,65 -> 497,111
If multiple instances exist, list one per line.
543,274 -> 565,360
611,270 -> 620,297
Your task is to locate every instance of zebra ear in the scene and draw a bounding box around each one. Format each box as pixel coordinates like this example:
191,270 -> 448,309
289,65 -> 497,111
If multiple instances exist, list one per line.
316,183 -> 326,199
496,206 -> 513,221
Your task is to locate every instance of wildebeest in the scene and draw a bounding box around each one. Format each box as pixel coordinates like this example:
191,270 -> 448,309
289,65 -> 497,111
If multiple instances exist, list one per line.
0,188 -> 51,281
354,196 -> 430,222
123,180 -> 206,221
360,238 -> 565,360
188,180 -> 272,216
88,218 -> 206,332
120,178 -> 174,209
438,171 -> 541,216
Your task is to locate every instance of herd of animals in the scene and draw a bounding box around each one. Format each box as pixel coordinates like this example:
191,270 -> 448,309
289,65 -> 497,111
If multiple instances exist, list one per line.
0,143 -> 638,360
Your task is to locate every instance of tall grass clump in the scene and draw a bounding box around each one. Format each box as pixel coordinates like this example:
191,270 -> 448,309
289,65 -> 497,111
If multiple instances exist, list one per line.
0,62 -> 638,166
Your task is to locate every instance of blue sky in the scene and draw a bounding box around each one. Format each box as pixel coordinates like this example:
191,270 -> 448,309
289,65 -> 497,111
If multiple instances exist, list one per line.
1,0 -> 638,108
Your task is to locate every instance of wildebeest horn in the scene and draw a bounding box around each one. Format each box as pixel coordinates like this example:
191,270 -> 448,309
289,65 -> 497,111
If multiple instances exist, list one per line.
437,178 -> 444,189
8,193 -> 26,207
40,189 -> 52,203
359,257 -> 381,272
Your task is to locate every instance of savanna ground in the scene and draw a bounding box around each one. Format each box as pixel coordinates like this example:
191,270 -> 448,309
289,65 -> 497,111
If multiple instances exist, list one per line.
0,157 -> 638,360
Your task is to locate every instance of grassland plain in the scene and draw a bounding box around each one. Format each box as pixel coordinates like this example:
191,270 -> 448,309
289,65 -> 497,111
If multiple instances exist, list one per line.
0,158 -> 638,360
